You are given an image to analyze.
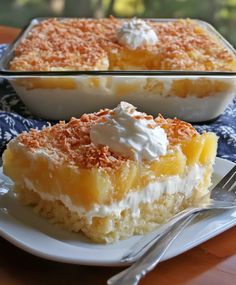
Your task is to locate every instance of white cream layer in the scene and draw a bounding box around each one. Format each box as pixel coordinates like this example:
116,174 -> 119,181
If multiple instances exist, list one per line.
23,164 -> 205,223
12,77 -> 235,121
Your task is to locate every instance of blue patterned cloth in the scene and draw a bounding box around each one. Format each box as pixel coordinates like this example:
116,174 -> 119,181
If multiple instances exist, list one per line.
0,45 -> 235,162
194,101 -> 236,162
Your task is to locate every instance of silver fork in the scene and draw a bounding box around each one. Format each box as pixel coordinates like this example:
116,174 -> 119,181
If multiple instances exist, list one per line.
107,165 -> 236,285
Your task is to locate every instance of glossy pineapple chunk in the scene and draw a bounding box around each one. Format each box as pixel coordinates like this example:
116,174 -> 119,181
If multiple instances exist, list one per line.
110,162 -> 139,200
181,132 -> 217,165
150,149 -> 186,176
181,135 -> 206,165
199,133 -> 218,164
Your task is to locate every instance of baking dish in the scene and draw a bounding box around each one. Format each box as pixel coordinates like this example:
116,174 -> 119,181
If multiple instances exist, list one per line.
0,17 -> 236,122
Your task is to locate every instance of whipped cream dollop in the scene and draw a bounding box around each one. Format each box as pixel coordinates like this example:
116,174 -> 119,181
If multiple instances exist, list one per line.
90,102 -> 168,161
116,18 -> 158,49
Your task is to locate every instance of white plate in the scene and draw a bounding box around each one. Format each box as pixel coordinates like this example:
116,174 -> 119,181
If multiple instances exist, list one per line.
0,157 -> 235,266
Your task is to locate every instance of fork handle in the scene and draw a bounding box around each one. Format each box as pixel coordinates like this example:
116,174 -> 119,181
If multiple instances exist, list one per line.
107,213 -> 197,285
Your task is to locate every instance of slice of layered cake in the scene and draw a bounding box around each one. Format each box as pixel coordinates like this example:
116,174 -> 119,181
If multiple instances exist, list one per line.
2,102 -> 217,243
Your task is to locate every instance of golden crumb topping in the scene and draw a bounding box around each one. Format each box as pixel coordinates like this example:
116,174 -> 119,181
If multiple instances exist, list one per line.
155,115 -> 198,144
10,17 -> 236,71
16,109 -> 198,169
10,17 -> 120,71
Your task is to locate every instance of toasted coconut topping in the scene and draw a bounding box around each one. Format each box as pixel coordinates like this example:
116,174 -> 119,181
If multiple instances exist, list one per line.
16,109 -> 198,169
155,115 -> 198,144
10,18 -> 236,71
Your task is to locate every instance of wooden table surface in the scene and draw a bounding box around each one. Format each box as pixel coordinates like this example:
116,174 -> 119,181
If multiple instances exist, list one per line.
0,25 -> 236,285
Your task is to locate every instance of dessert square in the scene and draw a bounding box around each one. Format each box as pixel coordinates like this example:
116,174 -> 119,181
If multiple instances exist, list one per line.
2,102 -> 217,243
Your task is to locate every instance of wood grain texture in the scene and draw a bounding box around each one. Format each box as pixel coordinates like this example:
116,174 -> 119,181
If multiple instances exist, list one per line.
0,25 -> 236,285
0,227 -> 236,285
0,26 -> 20,44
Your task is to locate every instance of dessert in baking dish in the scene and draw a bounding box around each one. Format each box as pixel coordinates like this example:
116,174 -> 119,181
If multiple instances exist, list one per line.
9,17 -> 236,72
3,102 -> 217,243
7,17 -> 236,121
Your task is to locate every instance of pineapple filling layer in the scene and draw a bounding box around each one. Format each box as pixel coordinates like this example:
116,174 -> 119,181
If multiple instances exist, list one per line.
22,163 -> 205,223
